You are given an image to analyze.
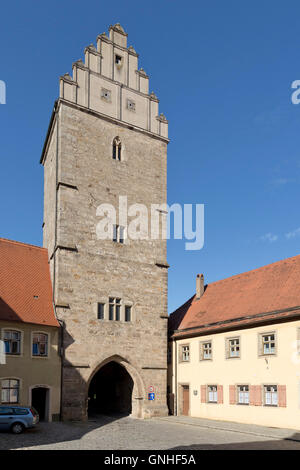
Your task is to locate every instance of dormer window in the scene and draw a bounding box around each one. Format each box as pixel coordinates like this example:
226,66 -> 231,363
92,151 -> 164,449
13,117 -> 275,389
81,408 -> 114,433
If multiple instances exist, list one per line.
112,137 -> 122,161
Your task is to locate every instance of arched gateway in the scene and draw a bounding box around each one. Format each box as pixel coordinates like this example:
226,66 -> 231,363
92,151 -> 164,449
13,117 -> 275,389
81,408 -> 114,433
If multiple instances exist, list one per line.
87,356 -> 145,418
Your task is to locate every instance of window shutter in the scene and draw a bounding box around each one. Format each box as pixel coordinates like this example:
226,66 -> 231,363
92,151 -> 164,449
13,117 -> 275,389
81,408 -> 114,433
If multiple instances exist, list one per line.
258,334 -> 263,356
225,339 -> 230,359
255,385 -> 262,406
218,385 -> 223,404
201,385 -> 207,403
278,385 -> 287,407
178,347 -> 182,363
229,385 -> 236,405
249,385 -> 256,405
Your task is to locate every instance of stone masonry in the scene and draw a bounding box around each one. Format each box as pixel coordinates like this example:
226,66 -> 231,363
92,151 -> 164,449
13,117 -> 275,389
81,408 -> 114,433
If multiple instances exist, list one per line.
41,23 -> 169,420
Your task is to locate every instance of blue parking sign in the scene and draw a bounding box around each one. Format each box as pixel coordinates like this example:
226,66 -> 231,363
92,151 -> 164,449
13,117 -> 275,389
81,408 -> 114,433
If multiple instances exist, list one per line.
148,392 -> 155,401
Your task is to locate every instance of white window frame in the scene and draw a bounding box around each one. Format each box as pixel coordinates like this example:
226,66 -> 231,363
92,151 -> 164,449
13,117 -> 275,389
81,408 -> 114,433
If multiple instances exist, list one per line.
1,378 -> 21,404
1,329 -> 23,356
200,340 -> 212,361
259,331 -> 277,356
237,384 -> 249,405
181,344 -> 190,362
228,337 -> 240,358
264,385 -> 278,406
208,385 -> 218,403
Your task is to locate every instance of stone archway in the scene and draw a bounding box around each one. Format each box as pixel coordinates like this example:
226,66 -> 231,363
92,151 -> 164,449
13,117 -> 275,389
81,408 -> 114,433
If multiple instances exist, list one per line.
86,355 -> 145,419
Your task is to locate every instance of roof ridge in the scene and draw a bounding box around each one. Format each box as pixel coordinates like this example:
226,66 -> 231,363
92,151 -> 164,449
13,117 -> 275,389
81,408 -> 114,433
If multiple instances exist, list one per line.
205,253 -> 300,288
0,237 -> 46,251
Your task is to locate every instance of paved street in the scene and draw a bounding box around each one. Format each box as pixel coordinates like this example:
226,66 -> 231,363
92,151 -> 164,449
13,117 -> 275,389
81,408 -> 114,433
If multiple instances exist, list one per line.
1,414 -> 300,450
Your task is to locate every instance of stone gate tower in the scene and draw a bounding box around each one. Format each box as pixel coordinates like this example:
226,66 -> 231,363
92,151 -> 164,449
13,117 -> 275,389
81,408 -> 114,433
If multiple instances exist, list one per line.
41,23 -> 169,420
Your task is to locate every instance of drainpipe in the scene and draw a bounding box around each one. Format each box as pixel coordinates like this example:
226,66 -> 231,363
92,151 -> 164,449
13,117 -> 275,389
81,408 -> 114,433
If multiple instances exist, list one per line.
58,319 -> 65,421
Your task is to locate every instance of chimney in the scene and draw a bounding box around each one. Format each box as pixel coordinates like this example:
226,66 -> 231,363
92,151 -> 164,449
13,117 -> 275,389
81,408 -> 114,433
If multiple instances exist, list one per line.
196,274 -> 204,299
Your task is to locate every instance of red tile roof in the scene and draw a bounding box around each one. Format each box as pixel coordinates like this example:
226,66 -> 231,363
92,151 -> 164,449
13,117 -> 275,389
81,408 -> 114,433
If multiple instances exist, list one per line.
0,238 -> 59,327
169,255 -> 300,337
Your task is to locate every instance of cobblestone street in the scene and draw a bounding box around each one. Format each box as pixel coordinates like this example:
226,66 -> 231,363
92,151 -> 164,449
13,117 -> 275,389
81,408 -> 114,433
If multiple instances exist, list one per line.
1,415 -> 300,450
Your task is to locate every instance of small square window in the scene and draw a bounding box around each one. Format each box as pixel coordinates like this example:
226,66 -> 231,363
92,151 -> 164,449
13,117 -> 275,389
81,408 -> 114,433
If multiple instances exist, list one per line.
181,345 -> 190,362
101,88 -> 111,101
226,337 -> 240,358
259,332 -> 277,356
200,341 -> 212,360
127,99 -> 136,111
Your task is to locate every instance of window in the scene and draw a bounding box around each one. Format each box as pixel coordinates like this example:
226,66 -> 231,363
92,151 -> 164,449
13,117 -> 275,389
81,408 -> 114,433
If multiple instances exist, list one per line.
109,298 -> 121,321
125,305 -> 131,322
0,406 -> 14,415
101,88 -> 111,101
208,385 -> 218,403
115,54 -> 122,66
238,385 -> 249,405
14,408 -> 29,415
4,330 -> 21,355
259,332 -> 276,356
227,337 -> 240,358
113,225 -> 125,243
264,385 -> 278,406
112,137 -> 122,161
200,341 -> 212,360
32,333 -> 48,357
127,99 -> 136,111
1,379 -> 19,404
181,345 -> 190,362
97,303 -> 105,320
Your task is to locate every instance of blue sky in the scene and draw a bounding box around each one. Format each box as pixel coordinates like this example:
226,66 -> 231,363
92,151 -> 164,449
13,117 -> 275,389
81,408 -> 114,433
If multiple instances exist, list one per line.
1,1 -> 300,313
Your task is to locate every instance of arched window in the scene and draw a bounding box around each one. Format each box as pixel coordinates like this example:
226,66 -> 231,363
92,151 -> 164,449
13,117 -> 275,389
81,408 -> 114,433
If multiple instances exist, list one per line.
112,137 -> 122,161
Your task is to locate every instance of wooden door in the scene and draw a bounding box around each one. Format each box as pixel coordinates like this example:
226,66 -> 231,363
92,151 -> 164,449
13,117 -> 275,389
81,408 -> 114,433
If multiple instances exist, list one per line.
182,385 -> 190,416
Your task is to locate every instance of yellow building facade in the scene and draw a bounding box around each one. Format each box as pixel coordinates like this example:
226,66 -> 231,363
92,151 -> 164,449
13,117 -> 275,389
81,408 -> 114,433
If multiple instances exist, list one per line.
0,238 -> 61,422
169,257 -> 300,430
0,321 -> 61,421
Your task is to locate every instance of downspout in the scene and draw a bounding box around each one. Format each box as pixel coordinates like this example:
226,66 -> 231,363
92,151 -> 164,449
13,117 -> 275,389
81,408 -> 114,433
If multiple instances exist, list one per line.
58,319 -> 65,421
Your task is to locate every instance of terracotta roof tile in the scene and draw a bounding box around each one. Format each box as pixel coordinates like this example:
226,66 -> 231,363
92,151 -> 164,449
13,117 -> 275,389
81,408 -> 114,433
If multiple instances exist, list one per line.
169,254 -> 300,336
0,238 -> 59,327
